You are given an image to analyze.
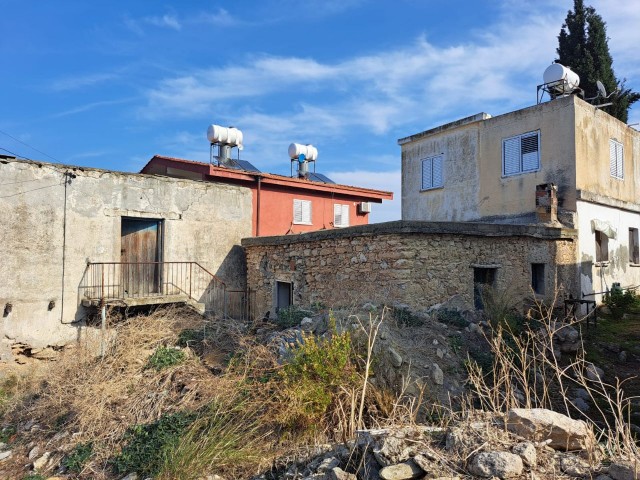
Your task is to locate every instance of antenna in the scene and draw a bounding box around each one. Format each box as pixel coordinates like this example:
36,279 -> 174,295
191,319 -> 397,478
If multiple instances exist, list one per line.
596,80 -> 607,99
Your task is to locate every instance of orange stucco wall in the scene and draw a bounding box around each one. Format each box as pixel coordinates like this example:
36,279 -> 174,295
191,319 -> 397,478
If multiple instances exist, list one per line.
251,184 -> 370,236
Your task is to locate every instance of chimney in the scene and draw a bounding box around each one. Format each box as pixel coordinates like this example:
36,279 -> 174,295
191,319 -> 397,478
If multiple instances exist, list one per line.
536,183 -> 558,223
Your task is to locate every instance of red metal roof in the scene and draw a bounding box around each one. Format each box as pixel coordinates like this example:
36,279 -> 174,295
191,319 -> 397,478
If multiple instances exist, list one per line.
142,155 -> 393,201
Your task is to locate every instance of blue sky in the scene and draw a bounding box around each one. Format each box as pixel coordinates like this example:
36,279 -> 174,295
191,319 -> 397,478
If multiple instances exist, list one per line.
2,0 -> 639,222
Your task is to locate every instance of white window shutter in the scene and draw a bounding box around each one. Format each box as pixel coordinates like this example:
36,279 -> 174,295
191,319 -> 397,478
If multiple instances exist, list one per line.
610,140 -> 618,177
341,204 -> 349,227
616,142 -> 623,178
521,133 -> 540,172
293,199 -> 302,223
422,158 -> 432,189
302,200 -> 311,224
334,204 -> 342,227
503,137 -> 521,176
432,155 -> 443,187
294,199 -> 312,224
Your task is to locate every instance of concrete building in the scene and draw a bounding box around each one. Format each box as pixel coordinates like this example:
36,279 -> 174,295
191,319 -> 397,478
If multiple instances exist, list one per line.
141,155 -> 393,236
0,156 -> 252,354
399,95 -> 640,301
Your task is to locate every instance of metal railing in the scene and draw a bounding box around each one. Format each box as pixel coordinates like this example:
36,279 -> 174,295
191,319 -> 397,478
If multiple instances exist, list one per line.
79,261 -> 227,316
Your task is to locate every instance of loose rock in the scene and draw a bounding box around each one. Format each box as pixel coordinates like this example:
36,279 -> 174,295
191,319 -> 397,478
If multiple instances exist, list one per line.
468,451 -> 523,479
379,460 -> 424,480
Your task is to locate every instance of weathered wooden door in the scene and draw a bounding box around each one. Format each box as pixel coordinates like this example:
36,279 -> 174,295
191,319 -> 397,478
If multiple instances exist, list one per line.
121,218 -> 161,295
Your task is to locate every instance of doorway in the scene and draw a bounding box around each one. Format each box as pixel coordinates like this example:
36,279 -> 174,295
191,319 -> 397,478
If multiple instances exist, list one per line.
276,281 -> 292,312
473,267 -> 496,310
121,218 -> 162,296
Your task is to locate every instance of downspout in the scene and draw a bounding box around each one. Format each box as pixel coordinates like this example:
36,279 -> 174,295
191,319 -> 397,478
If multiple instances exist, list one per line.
60,171 -> 75,324
255,176 -> 261,236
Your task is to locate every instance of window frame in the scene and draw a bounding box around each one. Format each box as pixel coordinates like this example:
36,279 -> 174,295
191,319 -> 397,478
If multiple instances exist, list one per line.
421,154 -> 444,191
293,199 -> 312,225
595,230 -> 609,263
609,138 -> 624,180
531,263 -> 545,295
630,227 -> 639,264
333,203 -> 350,228
502,130 -> 541,177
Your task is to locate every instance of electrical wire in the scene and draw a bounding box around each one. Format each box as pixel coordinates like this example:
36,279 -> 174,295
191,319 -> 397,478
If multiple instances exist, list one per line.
0,146 -> 27,159
0,129 -> 60,163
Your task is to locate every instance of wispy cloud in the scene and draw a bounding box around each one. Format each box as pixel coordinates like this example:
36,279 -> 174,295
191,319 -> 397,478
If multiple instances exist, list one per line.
144,14 -> 182,31
51,98 -> 136,118
50,72 -> 119,92
196,8 -> 239,27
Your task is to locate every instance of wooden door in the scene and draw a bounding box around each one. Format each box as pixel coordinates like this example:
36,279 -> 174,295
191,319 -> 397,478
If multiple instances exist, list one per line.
121,218 -> 161,295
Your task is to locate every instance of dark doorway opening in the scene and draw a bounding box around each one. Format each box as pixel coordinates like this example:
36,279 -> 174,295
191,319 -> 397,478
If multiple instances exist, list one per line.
121,218 -> 163,296
474,267 -> 496,310
276,281 -> 292,312
531,263 -> 545,295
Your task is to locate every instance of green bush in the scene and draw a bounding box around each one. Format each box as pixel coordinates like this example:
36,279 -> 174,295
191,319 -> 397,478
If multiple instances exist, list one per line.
436,309 -> 468,328
278,315 -> 358,429
393,306 -> 424,327
146,347 -> 186,371
112,411 -> 196,477
63,442 -> 93,473
275,305 -> 309,329
604,289 -> 640,319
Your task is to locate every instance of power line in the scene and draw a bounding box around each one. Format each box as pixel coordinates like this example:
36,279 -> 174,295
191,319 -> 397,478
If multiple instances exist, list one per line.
0,129 -> 61,163
0,146 -> 27,159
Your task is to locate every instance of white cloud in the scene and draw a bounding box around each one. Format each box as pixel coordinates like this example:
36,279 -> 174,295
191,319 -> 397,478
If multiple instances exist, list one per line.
196,8 -> 239,27
50,72 -> 119,92
51,98 -> 136,118
144,14 -> 182,31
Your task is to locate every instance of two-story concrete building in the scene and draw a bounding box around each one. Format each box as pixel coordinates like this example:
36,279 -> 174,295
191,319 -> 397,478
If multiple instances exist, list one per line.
399,95 -> 640,302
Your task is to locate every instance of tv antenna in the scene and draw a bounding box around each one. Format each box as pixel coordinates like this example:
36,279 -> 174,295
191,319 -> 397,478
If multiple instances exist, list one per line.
586,80 -> 619,108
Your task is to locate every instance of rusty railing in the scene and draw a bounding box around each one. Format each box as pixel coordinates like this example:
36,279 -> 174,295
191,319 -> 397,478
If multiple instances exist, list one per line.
79,261 -> 227,316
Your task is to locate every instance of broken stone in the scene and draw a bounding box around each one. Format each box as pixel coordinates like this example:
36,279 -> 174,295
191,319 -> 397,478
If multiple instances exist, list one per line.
0,449 -> 11,461
436,348 -> 444,359
512,442 -> 536,467
33,451 -> 51,471
609,461 -> 640,480
28,445 -> 41,460
586,363 -> 604,382
328,467 -> 357,480
388,347 -> 403,368
506,408 -> 595,451
432,363 -> 444,385
468,451 -> 523,479
379,460 -> 424,480
560,455 -> 590,477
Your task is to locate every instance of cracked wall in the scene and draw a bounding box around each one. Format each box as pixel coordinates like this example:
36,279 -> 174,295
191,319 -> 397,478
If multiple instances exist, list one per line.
0,158 -> 252,351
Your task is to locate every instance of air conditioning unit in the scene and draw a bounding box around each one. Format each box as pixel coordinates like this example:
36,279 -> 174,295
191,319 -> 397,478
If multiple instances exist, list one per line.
359,202 -> 372,214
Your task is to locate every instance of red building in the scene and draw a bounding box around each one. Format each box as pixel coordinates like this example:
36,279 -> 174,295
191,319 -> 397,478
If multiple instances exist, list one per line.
141,155 -> 393,237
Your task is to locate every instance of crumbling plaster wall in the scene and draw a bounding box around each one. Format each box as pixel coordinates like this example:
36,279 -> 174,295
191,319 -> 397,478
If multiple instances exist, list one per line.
243,222 -> 578,317
0,159 -> 252,351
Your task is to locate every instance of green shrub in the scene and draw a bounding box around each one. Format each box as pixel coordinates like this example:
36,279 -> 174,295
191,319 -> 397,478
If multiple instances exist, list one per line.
0,425 -> 16,444
436,309 -> 468,328
278,315 -> 358,429
112,411 -> 196,477
604,289 -> 640,319
63,442 -> 93,473
275,305 -> 309,329
146,347 -> 186,371
393,306 -> 424,327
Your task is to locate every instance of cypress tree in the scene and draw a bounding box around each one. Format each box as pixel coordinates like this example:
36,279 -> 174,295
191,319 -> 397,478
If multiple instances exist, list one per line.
556,0 -> 639,123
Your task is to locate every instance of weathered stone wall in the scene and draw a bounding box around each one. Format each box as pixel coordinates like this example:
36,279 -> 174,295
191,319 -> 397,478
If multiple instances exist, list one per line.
0,158 -> 253,351
243,222 -> 578,317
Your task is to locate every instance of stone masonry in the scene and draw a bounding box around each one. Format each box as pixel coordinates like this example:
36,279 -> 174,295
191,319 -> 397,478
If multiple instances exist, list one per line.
242,221 -> 578,316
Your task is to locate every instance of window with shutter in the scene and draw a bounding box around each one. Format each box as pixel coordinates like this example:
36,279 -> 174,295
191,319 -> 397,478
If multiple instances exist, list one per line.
293,199 -> 312,225
421,155 -> 444,190
502,131 -> 540,176
609,139 -> 624,179
334,204 -> 350,227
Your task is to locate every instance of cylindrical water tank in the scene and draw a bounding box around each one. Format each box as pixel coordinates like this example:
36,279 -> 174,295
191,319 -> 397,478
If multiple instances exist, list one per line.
288,143 -> 318,161
543,63 -> 580,92
206,125 -> 243,148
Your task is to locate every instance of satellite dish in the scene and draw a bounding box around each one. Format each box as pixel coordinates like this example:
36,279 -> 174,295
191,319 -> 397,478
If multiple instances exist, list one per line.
596,80 -> 607,99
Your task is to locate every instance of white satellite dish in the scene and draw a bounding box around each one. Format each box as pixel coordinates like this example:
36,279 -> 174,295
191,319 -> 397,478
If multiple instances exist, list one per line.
596,80 -> 607,99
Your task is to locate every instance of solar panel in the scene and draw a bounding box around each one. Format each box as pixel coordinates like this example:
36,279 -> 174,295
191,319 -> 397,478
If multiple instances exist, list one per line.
230,159 -> 261,173
307,172 -> 335,184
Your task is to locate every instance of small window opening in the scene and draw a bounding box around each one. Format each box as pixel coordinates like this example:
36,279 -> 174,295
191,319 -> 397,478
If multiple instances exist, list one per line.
630,228 -> 639,264
531,263 -> 545,295
595,230 -> 609,262
473,267 -> 496,310
276,281 -> 292,312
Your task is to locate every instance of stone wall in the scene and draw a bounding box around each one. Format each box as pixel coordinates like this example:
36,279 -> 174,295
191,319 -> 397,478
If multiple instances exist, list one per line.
0,158 -> 253,351
243,221 -> 578,317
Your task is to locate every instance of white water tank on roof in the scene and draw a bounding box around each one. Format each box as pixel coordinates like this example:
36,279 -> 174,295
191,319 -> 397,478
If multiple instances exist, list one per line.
207,125 -> 244,148
288,143 -> 318,161
543,63 -> 580,92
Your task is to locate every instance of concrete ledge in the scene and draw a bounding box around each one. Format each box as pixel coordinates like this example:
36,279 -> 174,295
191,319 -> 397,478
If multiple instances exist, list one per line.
241,220 -> 577,247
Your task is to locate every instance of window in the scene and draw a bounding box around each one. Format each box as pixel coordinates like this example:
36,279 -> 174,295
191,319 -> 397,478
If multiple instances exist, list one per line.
610,139 -> 624,179
421,154 -> 444,190
630,228 -> 639,264
276,281 -> 292,311
595,230 -> 609,262
531,263 -> 545,295
293,199 -> 312,225
334,204 -> 350,227
502,131 -> 540,176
